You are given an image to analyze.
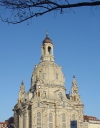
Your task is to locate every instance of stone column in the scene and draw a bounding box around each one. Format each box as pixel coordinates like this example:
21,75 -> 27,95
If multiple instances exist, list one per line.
22,114 -> 23,128
31,105 -> 33,128
19,115 -> 21,128
26,109 -> 29,128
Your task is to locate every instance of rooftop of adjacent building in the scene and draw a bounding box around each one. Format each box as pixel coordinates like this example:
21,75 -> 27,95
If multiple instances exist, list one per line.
0,116 -> 14,124
0,121 -> 8,127
84,115 -> 100,124
0,122 -> 8,124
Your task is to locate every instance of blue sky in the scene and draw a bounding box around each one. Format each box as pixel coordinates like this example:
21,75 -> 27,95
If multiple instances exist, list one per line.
0,6 -> 100,121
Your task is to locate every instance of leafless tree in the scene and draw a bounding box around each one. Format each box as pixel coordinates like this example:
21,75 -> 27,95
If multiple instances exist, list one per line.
0,0 -> 100,24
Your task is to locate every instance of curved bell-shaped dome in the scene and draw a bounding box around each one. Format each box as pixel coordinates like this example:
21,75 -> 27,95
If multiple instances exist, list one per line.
42,32 -> 53,44
31,61 -> 65,87
42,36 -> 52,44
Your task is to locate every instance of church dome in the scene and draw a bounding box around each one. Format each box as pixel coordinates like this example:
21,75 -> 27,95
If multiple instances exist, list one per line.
31,34 -> 65,88
31,61 -> 65,87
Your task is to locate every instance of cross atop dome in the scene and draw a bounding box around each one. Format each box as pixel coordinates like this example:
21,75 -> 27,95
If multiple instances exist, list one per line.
21,80 -> 24,85
46,30 -> 48,38
42,31 -> 52,44
73,75 -> 75,79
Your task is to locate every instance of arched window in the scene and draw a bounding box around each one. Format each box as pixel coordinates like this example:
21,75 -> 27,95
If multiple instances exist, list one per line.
72,114 -> 75,120
49,113 -> 53,122
48,46 -> 52,54
49,113 -> 53,128
37,103 -> 40,107
37,112 -> 41,128
74,96 -> 76,101
38,92 -> 40,97
62,113 -> 66,128
36,75 -> 39,81
62,113 -> 66,122
62,102 -> 65,108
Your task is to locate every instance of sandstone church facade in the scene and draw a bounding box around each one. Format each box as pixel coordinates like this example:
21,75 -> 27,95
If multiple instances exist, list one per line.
13,34 -> 84,128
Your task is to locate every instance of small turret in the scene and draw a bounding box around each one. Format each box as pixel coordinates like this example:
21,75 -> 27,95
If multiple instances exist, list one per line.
72,75 -> 77,84
71,75 -> 81,102
18,81 -> 26,103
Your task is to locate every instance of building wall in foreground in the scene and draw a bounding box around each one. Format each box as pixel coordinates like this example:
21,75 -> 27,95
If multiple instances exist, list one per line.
84,122 -> 100,128
84,115 -> 100,128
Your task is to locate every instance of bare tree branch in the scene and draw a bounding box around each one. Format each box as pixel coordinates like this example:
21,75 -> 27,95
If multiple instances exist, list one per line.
0,0 -> 100,24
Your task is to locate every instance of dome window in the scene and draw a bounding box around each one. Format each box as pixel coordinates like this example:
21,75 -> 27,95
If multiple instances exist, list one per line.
56,73 -> 58,79
59,92 -> 62,99
42,73 -> 45,79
